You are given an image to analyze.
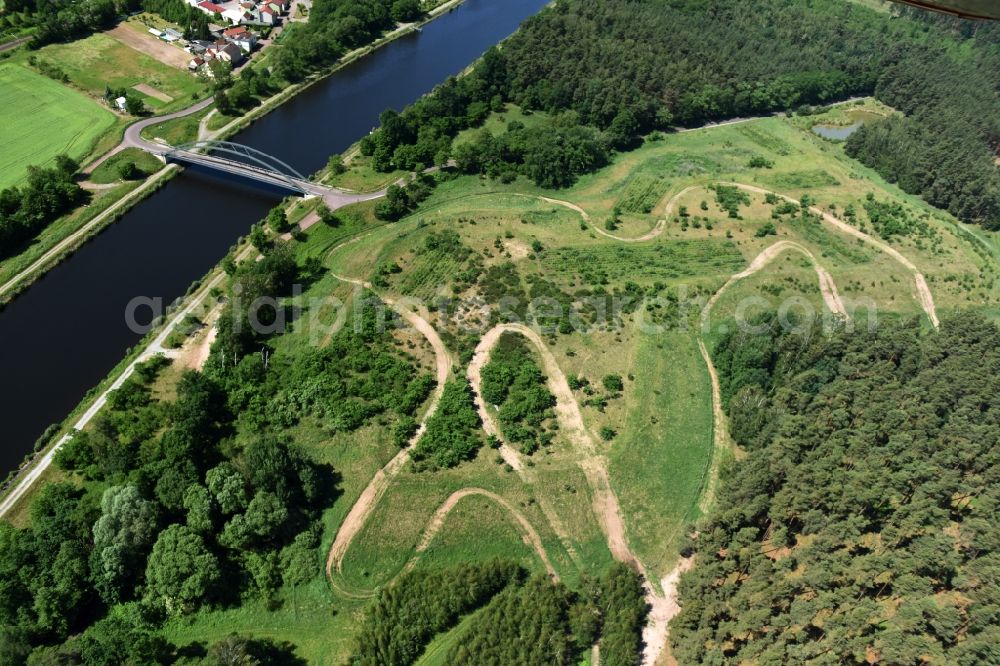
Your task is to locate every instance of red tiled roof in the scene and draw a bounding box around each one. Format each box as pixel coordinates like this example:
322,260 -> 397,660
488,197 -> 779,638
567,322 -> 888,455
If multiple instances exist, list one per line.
198,2 -> 227,13
223,26 -> 249,36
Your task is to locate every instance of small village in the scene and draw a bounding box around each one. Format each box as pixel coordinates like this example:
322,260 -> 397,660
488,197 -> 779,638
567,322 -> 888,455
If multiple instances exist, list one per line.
144,0 -> 291,76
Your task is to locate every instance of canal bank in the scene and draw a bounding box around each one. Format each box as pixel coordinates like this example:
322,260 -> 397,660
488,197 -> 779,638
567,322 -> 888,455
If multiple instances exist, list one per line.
0,0 -> 468,306
0,0 -> 552,479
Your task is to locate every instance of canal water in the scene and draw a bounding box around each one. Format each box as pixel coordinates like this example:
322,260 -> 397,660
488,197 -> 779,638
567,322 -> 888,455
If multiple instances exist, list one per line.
0,0 -> 550,474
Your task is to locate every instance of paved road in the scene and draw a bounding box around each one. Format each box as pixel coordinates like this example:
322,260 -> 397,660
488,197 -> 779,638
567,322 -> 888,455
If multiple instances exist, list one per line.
83,97 -> 215,174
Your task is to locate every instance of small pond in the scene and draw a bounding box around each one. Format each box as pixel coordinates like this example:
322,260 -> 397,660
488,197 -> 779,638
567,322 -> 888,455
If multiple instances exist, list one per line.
812,109 -> 884,141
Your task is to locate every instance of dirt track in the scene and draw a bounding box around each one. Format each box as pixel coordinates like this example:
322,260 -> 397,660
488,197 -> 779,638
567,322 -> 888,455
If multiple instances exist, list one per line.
466,322 -> 681,665
542,181 -> 938,327
467,324 -> 636,561
404,488 -> 558,579
315,179 -> 938,663
324,282 -> 452,581
701,240 -> 847,326
721,182 -> 939,328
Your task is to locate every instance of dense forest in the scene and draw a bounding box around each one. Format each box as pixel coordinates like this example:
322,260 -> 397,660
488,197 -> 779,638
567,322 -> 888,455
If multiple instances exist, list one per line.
670,314 -> 1000,664
363,0 -> 1000,227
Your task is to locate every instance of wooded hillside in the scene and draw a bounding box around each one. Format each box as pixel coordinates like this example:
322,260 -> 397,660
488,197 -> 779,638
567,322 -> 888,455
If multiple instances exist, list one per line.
365,0 -> 1000,227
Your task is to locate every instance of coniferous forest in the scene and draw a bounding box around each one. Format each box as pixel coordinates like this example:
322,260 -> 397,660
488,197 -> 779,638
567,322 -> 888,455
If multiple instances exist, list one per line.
670,314 -> 1000,664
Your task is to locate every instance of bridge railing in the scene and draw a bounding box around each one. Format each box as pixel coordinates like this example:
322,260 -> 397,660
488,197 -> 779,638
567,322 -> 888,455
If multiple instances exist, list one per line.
161,140 -> 311,193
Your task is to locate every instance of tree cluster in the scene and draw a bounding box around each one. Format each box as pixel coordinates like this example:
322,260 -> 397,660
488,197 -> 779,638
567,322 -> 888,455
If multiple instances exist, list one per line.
454,118 -> 609,188
411,379 -> 482,470
349,559 -> 523,666
373,173 -> 436,221
480,332 -> 556,455
0,253 -> 438,659
444,563 -> 647,666
273,0 -> 414,82
0,156 -> 84,260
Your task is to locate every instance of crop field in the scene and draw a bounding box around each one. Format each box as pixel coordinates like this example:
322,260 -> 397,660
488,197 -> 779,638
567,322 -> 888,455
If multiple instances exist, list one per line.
614,172 -> 670,213
0,63 -> 116,189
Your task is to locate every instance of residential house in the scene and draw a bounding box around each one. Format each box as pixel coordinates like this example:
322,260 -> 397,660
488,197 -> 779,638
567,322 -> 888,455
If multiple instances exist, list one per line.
257,5 -> 276,24
188,39 -> 214,54
222,6 -> 245,24
197,1 -> 228,18
210,41 -> 244,65
223,25 -> 257,52
187,56 -> 205,71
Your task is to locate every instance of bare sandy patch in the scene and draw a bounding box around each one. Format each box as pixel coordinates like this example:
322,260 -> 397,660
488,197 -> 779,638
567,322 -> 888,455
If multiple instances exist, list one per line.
133,83 -> 173,103
107,24 -> 190,70
505,239 -> 531,260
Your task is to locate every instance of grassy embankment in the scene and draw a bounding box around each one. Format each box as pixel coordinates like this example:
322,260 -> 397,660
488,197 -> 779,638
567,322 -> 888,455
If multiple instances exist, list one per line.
316,101 -> 999,605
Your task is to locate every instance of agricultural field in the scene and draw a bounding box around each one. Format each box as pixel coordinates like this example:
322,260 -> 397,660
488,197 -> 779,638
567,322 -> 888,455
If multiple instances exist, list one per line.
0,63 -> 117,189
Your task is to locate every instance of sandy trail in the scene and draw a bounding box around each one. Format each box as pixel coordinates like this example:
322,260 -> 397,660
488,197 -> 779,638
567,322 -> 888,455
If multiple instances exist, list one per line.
467,323 -> 678,665
696,339 -> 732,515
696,240 -> 845,509
721,182 -> 939,328
404,488 -> 558,579
584,185 -> 702,243
701,240 -> 847,327
468,325 -> 630,569
466,325 -> 583,565
538,181 -> 937,327
325,281 -> 452,581
179,321 -> 218,371
645,557 -> 695,666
